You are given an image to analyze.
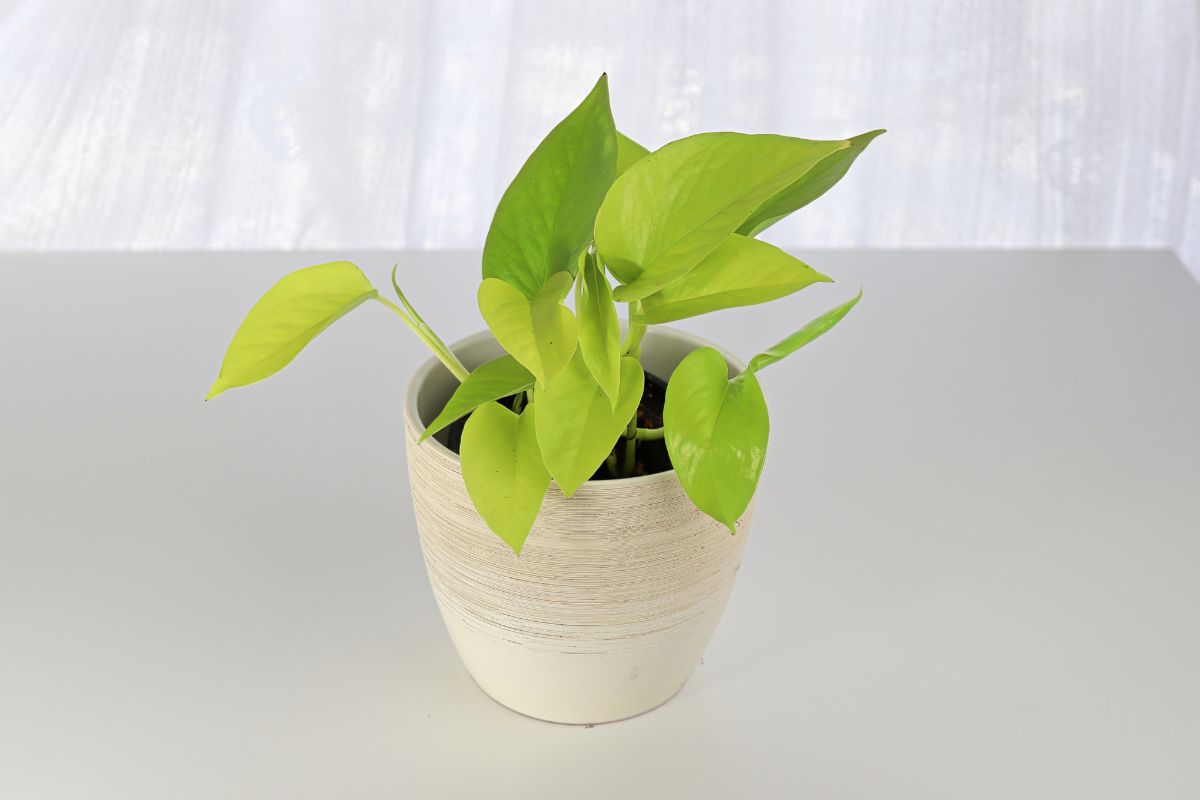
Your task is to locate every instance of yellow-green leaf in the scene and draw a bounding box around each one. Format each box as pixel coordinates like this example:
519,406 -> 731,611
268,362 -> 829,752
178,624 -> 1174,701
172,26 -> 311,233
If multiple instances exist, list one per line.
635,234 -> 831,324
482,74 -> 617,298
616,131 -> 650,177
478,272 -> 578,384
664,347 -> 769,532
206,261 -> 377,400
595,133 -> 852,302
460,401 -> 550,554
534,353 -> 644,497
574,253 -> 622,407
739,129 -> 885,237
748,289 -> 863,372
420,355 -> 534,442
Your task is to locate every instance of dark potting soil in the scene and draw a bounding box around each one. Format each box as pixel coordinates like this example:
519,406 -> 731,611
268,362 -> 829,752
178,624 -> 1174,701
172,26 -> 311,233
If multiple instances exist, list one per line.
434,369 -> 673,480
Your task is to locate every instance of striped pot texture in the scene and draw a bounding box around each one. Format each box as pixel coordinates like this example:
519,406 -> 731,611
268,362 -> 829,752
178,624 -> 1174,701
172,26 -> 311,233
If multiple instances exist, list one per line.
404,329 -> 753,724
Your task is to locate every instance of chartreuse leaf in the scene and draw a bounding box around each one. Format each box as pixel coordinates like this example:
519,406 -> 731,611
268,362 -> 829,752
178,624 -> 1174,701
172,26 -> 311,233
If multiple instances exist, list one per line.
635,234 -> 830,324
664,348 -> 769,532
420,356 -> 534,443
482,74 -> 617,298
748,289 -> 863,372
460,401 -> 550,554
616,131 -> 650,176
478,272 -> 577,384
574,252 -> 622,406
534,353 -> 644,497
595,133 -> 852,302
739,129 -> 885,237
206,261 -> 376,400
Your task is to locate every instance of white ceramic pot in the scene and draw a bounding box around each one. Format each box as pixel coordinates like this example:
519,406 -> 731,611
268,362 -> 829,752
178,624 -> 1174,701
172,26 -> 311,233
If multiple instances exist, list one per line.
404,327 -> 753,724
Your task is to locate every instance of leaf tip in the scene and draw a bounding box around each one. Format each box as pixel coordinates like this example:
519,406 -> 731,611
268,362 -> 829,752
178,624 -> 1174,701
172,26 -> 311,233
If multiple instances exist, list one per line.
204,380 -> 226,401
853,128 -> 887,146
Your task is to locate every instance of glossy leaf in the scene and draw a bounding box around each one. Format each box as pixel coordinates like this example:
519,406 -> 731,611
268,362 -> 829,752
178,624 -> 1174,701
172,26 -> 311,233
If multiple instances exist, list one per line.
478,272 -> 578,384
748,289 -> 863,372
460,401 -> 550,554
594,132 -> 852,302
635,234 -> 830,324
534,353 -> 644,497
420,355 -> 534,442
739,129 -> 886,237
664,347 -> 769,532
616,131 -> 650,177
206,261 -> 376,400
482,74 -> 617,298
574,252 -> 622,406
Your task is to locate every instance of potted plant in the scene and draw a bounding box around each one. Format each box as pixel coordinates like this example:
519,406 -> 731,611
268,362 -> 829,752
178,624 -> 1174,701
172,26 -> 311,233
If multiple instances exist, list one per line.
208,74 -> 881,724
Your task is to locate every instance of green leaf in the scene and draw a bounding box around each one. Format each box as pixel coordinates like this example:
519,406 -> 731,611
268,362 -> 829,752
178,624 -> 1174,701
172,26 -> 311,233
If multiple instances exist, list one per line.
460,402 -> 551,554
616,131 -> 650,177
482,74 -> 617,298
738,129 -> 885,237
206,261 -> 376,400
574,252 -> 622,407
534,353 -> 644,497
635,234 -> 831,324
664,347 -> 769,532
420,355 -> 534,442
478,272 -> 578,384
748,289 -> 863,372
594,132 -> 852,302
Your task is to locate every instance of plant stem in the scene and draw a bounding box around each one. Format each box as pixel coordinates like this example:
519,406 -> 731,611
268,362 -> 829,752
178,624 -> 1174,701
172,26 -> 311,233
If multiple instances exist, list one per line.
621,415 -> 637,476
634,426 -> 665,441
374,296 -> 470,382
604,451 -> 619,478
511,390 -> 526,414
622,301 -> 647,358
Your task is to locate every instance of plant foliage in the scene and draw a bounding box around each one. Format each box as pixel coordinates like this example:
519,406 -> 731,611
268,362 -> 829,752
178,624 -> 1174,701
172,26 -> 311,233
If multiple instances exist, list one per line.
208,74 -> 881,552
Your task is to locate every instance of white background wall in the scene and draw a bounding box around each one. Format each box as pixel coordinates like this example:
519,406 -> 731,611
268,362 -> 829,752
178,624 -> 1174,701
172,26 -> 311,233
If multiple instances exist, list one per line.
2,0 -> 1198,275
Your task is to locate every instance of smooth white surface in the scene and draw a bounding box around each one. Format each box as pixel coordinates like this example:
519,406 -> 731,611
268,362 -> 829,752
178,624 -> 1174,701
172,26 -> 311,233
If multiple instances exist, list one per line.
1,250 -> 1199,798
2,2 -> 1199,275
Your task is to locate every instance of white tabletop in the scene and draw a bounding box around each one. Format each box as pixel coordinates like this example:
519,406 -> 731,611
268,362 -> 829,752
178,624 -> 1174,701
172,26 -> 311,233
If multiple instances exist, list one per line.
2,250 -> 1198,799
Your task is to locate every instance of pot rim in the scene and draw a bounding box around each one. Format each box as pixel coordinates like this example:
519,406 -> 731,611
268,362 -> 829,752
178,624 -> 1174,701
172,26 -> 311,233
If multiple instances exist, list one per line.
403,326 -> 747,489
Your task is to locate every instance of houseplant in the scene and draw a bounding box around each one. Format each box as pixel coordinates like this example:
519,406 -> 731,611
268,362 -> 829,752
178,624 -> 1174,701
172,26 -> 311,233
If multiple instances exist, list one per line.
208,74 -> 881,723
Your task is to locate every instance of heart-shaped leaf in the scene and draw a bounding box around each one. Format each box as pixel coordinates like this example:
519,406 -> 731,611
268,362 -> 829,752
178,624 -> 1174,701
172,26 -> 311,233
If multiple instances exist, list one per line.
482,74 -> 617,298
574,253 -> 622,406
635,234 -> 830,324
664,347 -> 769,532
534,353 -> 644,497
739,129 -> 885,237
420,355 -> 534,443
595,133 -> 852,302
207,261 -> 376,400
749,289 -> 863,372
460,401 -> 551,554
478,272 -> 577,384
616,131 -> 650,177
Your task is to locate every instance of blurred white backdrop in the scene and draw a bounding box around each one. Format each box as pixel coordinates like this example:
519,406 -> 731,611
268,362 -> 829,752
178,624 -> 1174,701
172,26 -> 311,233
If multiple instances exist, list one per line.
1,0 -> 1198,275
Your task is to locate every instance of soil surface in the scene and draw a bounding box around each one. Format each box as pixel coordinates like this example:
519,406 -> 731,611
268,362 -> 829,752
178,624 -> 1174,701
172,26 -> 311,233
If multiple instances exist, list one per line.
435,369 -> 673,479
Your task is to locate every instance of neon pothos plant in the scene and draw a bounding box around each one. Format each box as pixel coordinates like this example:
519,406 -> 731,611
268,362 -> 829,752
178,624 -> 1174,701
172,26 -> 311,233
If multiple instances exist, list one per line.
209,74 -> 881,554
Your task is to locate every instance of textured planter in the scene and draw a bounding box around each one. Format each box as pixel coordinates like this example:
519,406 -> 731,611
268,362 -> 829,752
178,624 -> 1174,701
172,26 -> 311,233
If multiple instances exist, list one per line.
404,328 -> 753,724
